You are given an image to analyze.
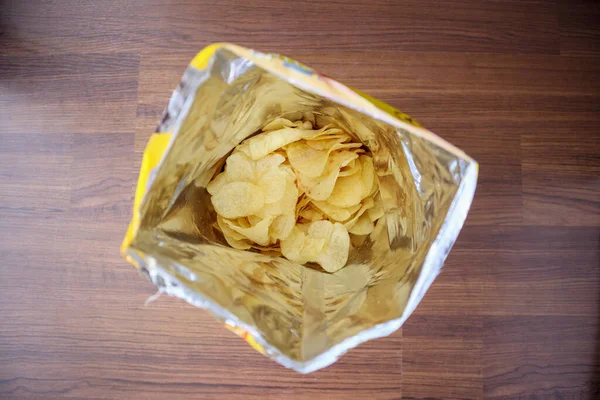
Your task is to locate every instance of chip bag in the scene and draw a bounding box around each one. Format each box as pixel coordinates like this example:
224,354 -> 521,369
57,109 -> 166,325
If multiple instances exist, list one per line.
122,43 -> 478,373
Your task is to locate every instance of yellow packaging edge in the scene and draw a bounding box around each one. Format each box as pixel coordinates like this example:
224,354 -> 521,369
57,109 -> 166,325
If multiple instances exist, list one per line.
120,132 -> 172,263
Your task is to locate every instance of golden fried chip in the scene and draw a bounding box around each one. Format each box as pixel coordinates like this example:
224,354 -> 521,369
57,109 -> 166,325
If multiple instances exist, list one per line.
255,153 -> 286,173
311,200 -> 361,222
367,198 -> 385,221
217,215 -> 251,250
270,213 -> 295,241
307,220 -> 334,239
343,196 -> 375,230
297,150 -> 358,201
302,112 -> 316,126
327,170 -> 365,208
286,141 -> 330,178
211,181 -> 264,219
262,118 -> 301,131
206,171 -> 229,195
237,128 -> 305,160
313,222 -> 350,273
359,155 -> 377,198
224,215 -> 272,246
305,135 -> 350,150
348,213 -> 374,235
299,205 -> 326,222
281,226 -> 326,264
338,159 -> 360,177
256,168 -> 287,204
225,152 -> 255,182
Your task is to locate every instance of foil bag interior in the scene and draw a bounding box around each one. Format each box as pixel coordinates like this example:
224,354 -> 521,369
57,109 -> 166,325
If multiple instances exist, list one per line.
123,44 -> 478,373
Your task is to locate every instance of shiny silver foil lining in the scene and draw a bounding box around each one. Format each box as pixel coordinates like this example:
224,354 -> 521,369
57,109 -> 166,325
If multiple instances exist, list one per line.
124,44 -> 478,373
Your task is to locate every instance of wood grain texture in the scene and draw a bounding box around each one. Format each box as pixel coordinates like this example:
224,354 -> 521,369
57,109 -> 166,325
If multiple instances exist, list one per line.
1,0 -> 599,399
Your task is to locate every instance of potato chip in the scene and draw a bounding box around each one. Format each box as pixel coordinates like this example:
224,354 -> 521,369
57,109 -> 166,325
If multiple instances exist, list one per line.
225,152 -> 255,182
286,142 -> 330,178
313,222 -> 350,273
359,155 -> 377,198
224,215 -> 272,246
270,213 -> 295,241
262,118 -> 302,131
326,169 -> 365,208
308,220 -> 334,239
348,213 -> 374,235
256,168 -> 287,204
367,198 -> 384,221
211,181 -> 264,219
311,200 -> 361,222
238,128 -> 306,160
343,196 -> 375,230
296,168 -> 340,201
206,171 -> 229,195
217,215 -> 251,250
338,159 -> 360,177
237,217 -> 251,229
299,205 -> 326,222
297,150 -> 359,201
281,226 -> 325,264
302,112 -> 316,126
247,214 -> 263,226
255,153 -> 286,173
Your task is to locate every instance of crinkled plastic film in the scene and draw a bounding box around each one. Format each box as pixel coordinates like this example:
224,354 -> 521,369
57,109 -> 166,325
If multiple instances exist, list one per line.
122,43 -> 478,373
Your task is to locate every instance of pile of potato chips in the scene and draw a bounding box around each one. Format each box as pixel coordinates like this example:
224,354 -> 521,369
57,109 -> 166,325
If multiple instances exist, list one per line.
208,117 -> 384,273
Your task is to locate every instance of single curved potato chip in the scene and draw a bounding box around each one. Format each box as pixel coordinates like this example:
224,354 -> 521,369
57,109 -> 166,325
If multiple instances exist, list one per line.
302,112 -> 316,126
206,171 -> 229,195
258,170 -> 297,218
308,220 -> 334,239
359,155 -> 376,198
237,217 -> 251,229
270,213 -> 295,241
367,197 -> 385,221
224,215 -> 272,246
298,150 -> 358,201
299,205 -> 326,222
225,152 -> 255,182
311,200 -> 361,222
297,168 -> 340,201
313,222 -> 350,273
279,226 -> 304,260
217,215 -> 251,250
286,142 -> 330,178
338,159 -> 360,177
255,153 -> 286,173
343,196 -> 375,230
262,118 -> 300,131
256,168 -> 287,204
306,136 -> 350,150
327,170 -> 365,208
348,213 -> 374,235
238,128 -> 305,160
211,181 -> 264,219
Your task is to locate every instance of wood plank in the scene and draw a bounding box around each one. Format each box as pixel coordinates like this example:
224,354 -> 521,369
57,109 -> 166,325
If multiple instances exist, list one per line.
0,53 -> 140,135
402,315 -> 483,400
521,113 -> 600,226
559,0 -> 600,55
482,316 -> 599,399
1,0 -> 559,56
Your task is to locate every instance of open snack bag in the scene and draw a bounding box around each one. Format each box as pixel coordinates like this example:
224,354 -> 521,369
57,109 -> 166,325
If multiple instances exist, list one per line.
122,43 -> 478,373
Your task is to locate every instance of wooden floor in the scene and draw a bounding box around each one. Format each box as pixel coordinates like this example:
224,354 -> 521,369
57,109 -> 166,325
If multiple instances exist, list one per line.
1,1 -> 599,399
